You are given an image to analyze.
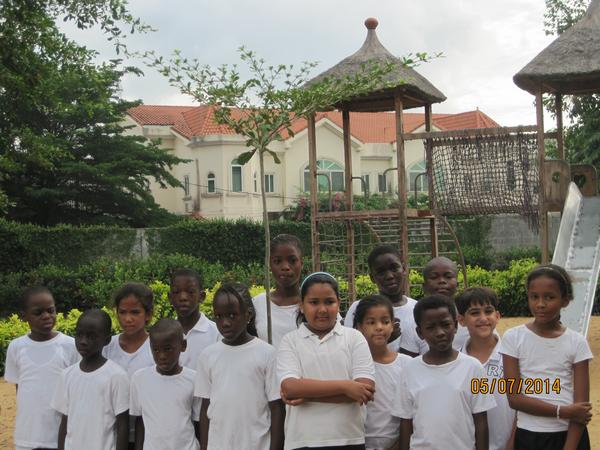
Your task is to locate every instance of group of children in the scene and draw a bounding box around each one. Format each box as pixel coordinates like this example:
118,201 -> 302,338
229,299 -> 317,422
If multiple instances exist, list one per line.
4,235 -> 594,450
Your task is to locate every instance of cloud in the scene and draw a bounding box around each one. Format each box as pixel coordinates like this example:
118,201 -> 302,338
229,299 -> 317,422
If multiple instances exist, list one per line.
59,0 -> 558,126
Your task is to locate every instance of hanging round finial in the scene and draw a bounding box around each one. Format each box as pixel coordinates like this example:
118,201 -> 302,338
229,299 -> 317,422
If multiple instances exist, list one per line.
365,17 -> 378,30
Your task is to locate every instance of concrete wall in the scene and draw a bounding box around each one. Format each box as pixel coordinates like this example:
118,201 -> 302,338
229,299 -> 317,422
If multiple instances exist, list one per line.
488,213 -> 561,251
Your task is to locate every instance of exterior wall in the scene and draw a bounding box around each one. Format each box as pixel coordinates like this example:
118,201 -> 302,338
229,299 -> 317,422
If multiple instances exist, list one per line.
130,116 -> 435,219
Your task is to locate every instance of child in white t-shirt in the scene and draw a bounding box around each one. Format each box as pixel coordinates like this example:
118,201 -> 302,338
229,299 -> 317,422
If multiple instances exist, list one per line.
500,264 -> 593,450
278,272 -> 375,450
103,282 -> 154,377
456,287 -> 516,450
195,282 -> 284,450
51,309 -> 129,450
252,234 -> 304,347
354,294 -> 412,450
103,283 -> 155,447
345,244 -> 425,356
169,268 -> 220,369
4,286 -> 79,450
393,294 -> 496,450
130,318 -> 200,450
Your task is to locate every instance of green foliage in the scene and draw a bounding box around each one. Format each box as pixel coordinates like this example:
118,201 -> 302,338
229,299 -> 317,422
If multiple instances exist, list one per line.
0,219 -> 137,273
0,0 -> 182,226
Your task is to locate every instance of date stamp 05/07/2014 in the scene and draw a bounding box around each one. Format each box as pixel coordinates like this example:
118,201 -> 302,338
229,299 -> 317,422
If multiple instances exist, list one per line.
470,377 -> 562,395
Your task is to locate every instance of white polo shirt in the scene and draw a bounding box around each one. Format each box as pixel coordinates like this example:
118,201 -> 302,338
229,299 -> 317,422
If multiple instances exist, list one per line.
277,322 -> 375,450
252,293 -> 299,348
179,314 -> 220,370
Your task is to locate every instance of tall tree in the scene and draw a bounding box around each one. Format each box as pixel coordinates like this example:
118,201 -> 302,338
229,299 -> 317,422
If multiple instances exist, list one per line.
544,0 -> 600,171
0,0 -> 183,226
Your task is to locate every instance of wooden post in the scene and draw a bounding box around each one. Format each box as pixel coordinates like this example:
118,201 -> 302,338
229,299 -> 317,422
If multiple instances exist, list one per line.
536,91 -> 549,264
308,113 -> 320,271
555,94 -> 564,160
394,94 -> 409,292
424,104 -> 438,257
342,109 -> 356,302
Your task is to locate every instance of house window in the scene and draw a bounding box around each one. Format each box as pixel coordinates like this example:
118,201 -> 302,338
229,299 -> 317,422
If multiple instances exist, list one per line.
253,172 -> 258,192
264,174 -> 274,193
231,159 -> 243,192
183,175 -> 190,197
304,159 -> 344,192
362,174 -> 370,194
207,172 -> 215,193
408,160 -> 428,193
378,173 -> 387,193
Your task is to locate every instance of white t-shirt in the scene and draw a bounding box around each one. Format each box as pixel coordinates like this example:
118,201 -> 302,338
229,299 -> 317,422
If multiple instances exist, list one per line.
277,322 -> 375,450
195,338 -> 279,450
392,352 -> 496,450
252,292 -> 299,348
51,359 -> 130,450
103,334 -> 154,378
4,333 -> 79,449
499,324 -> 593,432
130,366 -> 200,450
461,337 -> 516,450
179,314 -> 220,370
366,354 -> 412,450
345,296 -> 427,354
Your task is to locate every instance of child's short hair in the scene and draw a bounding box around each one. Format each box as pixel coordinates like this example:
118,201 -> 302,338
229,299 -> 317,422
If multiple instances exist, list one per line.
352,294 -> 394,328
367,245 -> 402,271
270,234 -> 303,257
149,317 -> 184,340
113,282 -> 154,314
170,268 -> 203,290
414,294 -> 457,327
21,285 -> 52,310
526,264 -> 573,300
422,256 -> 458,279
78,309 -> 112,337
455,287 -> 498,315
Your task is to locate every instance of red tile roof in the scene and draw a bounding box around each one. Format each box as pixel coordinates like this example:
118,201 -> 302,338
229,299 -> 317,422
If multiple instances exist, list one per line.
127,105 -> 500,143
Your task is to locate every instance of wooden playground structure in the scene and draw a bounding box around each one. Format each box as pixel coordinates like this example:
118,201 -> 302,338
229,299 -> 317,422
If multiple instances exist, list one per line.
304,6 -> 600,305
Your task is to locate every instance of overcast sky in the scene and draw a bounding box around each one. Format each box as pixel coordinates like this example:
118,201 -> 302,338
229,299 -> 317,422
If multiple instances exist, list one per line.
61,0 -> 558,127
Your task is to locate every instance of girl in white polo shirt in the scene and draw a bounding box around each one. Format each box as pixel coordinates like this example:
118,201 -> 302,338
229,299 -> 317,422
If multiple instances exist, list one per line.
277,272 -> 375,450
500,264 -> 593,450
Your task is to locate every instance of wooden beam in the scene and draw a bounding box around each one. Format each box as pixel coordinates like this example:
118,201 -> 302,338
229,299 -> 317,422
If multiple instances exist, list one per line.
394,94 -> 409,293
342,109 -> 356,302
307,113 -> 320,271
403,125 -> 539,141
536,91 -> 549,264
556,94 -> 564,160
424,103 -> 438,258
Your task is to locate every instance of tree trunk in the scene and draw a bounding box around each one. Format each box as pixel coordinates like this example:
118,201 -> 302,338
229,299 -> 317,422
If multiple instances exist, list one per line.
259,149 -> 273,344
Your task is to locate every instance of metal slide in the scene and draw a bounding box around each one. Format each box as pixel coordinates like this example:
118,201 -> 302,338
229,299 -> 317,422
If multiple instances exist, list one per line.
552,182 -> 600,337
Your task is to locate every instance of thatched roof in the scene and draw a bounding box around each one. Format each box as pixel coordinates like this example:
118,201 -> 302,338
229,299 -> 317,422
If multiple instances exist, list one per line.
514,0 -> 600,95
306,18 -> 446,112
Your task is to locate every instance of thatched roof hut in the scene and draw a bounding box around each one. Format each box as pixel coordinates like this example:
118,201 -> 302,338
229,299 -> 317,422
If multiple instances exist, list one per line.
514,0 -> 600,95
307,18 -> 446,111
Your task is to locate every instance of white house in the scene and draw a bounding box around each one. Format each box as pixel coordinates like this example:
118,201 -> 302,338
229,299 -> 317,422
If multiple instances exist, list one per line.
124,105 -> 499,219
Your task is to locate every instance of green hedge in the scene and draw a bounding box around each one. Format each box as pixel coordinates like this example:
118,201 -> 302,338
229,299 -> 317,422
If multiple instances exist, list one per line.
146,219 -> 311,269
0,219 -> 137,274
0,219 -> 311,274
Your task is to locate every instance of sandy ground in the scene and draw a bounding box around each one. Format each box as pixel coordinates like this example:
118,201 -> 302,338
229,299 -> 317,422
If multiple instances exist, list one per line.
1,317 -> 599,448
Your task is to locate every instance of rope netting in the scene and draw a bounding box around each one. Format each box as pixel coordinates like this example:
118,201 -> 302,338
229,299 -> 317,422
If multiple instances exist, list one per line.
429,131 -> 540,229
